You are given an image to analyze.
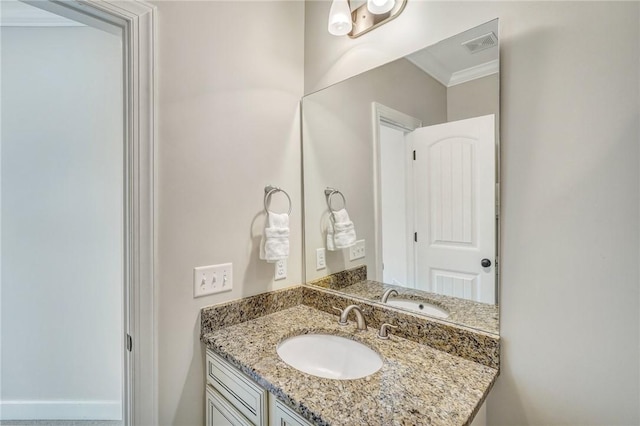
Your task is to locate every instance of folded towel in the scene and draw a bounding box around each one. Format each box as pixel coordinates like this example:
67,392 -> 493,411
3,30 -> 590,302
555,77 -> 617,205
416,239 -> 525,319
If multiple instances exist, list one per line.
260,212 -> 290,263
326,208 -> 357,251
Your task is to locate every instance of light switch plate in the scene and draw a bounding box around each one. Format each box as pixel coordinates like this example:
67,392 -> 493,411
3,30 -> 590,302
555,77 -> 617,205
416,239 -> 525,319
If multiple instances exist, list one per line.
349,240 -> 365,261
194,263 -> 233,298
274,259 -> 287,281
316,248 -> 326,270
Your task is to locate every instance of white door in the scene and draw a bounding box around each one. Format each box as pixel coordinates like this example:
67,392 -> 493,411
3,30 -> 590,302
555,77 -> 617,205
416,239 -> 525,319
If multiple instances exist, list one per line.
407,115 -> 496,303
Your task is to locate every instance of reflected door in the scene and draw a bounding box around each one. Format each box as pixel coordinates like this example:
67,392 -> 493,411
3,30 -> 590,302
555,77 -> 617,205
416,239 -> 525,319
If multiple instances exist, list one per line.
408,115 -> 495,303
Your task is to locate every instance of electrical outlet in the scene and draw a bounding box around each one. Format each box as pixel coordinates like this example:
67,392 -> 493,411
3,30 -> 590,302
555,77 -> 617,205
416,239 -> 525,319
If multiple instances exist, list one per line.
349,240 -> 365,261
194,263 -> 233,298
316,248 -> 326,270
274,259 -> 287,281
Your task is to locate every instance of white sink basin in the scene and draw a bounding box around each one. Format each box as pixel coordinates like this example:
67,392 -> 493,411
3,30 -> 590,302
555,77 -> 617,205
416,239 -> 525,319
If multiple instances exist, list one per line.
276,334 -> 382,380
386,299 -> 449,318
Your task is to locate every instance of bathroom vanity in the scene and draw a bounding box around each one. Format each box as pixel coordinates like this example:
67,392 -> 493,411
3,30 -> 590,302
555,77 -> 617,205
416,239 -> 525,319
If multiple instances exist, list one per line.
200,286 -> 498,426
201,18 -> 502,425
206,349 -> 311,426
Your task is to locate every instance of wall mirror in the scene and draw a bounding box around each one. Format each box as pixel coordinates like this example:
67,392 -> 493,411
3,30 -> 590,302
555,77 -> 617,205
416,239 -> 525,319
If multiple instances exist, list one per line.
302,19 -> 500,334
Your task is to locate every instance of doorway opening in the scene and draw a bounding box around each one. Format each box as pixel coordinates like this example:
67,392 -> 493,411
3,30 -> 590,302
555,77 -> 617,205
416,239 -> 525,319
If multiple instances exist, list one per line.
1,1 -> 156,424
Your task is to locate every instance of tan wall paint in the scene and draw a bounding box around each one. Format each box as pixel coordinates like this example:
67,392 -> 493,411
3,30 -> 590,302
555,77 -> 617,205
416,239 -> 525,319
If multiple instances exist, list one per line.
153,2 -> 304,424
447,74 -> 499,123
305,1 -> 639,425
303,58 -> 446,282
151,1 -> 638,424
447,74 -> 500,144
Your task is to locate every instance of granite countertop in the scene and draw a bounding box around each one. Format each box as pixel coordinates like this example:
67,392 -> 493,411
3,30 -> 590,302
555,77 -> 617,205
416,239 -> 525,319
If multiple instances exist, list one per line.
334,280 -> 499,335
202,304 -> 498,426
307,267 -> 499,335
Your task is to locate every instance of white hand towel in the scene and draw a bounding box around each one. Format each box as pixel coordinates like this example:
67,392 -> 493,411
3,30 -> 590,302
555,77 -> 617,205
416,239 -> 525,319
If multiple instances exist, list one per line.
326,208 -> 357,251
260,212 -> 290,263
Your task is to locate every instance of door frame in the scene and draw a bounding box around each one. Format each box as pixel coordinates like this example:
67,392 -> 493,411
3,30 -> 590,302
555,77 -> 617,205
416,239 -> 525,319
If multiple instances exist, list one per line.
23,1 -> 157,424
371,103 -> 421,283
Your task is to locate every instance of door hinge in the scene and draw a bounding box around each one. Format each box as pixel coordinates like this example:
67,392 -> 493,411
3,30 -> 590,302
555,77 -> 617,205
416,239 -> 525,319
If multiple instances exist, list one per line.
413,150 -> 416,160
126,334 -> 133,352
414,232 -> 418,242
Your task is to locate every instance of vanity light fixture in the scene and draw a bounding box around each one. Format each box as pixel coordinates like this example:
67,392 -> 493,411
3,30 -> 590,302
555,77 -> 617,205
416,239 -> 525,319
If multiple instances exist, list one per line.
367,0 -> 395,14
328,0 -> 407,38
327,0 -> 353,36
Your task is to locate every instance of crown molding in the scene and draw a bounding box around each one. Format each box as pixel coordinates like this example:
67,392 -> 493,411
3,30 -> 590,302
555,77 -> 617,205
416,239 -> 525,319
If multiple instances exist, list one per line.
406,54 -> 451,88
448,59 -> 499,87
408,52 -> 498,88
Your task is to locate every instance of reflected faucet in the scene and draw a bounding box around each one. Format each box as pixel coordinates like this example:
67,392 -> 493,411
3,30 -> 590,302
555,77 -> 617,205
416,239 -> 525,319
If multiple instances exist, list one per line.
333,305 -> 367,330
381,288 -> 398,303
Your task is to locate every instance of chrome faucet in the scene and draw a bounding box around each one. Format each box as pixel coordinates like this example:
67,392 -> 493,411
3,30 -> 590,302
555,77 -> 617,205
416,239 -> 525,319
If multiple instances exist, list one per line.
333,305 -> 367,330
381,288 -> 398,303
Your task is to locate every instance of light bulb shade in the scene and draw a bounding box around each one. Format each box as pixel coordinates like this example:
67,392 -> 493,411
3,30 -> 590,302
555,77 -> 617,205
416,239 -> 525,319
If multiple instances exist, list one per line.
367,0 -> 395,14
327,0 -> 352,36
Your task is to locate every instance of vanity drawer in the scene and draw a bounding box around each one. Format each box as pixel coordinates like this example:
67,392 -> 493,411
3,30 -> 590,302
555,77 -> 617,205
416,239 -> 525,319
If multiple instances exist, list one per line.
206,385 -> 253,426
269,394 -> 313,426
206,349 -> 267,426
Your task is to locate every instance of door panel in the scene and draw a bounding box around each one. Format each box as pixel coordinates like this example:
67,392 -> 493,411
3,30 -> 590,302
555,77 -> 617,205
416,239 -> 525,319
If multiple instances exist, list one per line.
432,269 -> 480,300
429,139 -> 475,246
408,115 -> 495,303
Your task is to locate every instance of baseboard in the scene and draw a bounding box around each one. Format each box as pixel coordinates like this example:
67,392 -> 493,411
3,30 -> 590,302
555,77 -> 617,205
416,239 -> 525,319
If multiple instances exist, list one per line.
0,400 -> 122,420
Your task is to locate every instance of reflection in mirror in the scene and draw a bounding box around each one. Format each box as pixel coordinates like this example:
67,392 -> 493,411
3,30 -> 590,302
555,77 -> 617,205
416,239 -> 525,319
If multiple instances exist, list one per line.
302,19 -> 500,334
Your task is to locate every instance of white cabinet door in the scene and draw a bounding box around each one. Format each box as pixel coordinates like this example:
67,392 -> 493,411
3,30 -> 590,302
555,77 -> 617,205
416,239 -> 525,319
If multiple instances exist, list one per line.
407,115 -> 496,303
268,394 -> 312,426
206,349 -> 268,425
206,385 -> 253,426
205,350 -> 313,426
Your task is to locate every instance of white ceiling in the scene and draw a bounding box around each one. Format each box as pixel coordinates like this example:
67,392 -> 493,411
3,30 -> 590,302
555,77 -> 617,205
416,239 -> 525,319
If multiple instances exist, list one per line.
407,19 -> 499,87
0,0 -> 84,26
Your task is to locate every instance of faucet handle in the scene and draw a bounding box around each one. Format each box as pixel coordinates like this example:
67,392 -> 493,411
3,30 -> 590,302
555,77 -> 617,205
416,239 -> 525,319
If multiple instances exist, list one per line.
332,306 -> 349,326
378,323 -> 398,339
332,306 -> 347,324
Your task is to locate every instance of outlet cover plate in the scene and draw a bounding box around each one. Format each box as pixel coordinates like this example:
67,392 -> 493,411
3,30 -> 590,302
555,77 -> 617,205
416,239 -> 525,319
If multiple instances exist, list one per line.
274,259 -> 287,281
194,263 -> 233,298
316,248 -> 326,270
349,240 -> 365,261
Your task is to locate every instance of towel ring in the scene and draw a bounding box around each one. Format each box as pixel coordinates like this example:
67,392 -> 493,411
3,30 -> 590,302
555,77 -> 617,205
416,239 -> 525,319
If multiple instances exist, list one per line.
264,185 -> 292,215
324,187 -> 346,213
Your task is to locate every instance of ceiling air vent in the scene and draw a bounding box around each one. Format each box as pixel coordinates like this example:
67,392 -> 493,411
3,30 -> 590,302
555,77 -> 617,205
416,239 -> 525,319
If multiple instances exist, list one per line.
461,32 -> 498,54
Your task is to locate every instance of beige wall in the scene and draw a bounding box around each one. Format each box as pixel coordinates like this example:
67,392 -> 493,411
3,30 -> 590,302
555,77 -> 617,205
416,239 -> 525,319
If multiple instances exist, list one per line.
153,1 -> 304,424
304,1 -> 640,425
447,73 -> 499,123
152,1 -> 638,424
303,58 -> 446,281
447,74 -> 500,147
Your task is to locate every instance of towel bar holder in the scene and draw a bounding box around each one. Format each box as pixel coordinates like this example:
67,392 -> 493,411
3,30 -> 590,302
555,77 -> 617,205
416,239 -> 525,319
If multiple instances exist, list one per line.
324,187 -> 346,213
264,185 -> 292,215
